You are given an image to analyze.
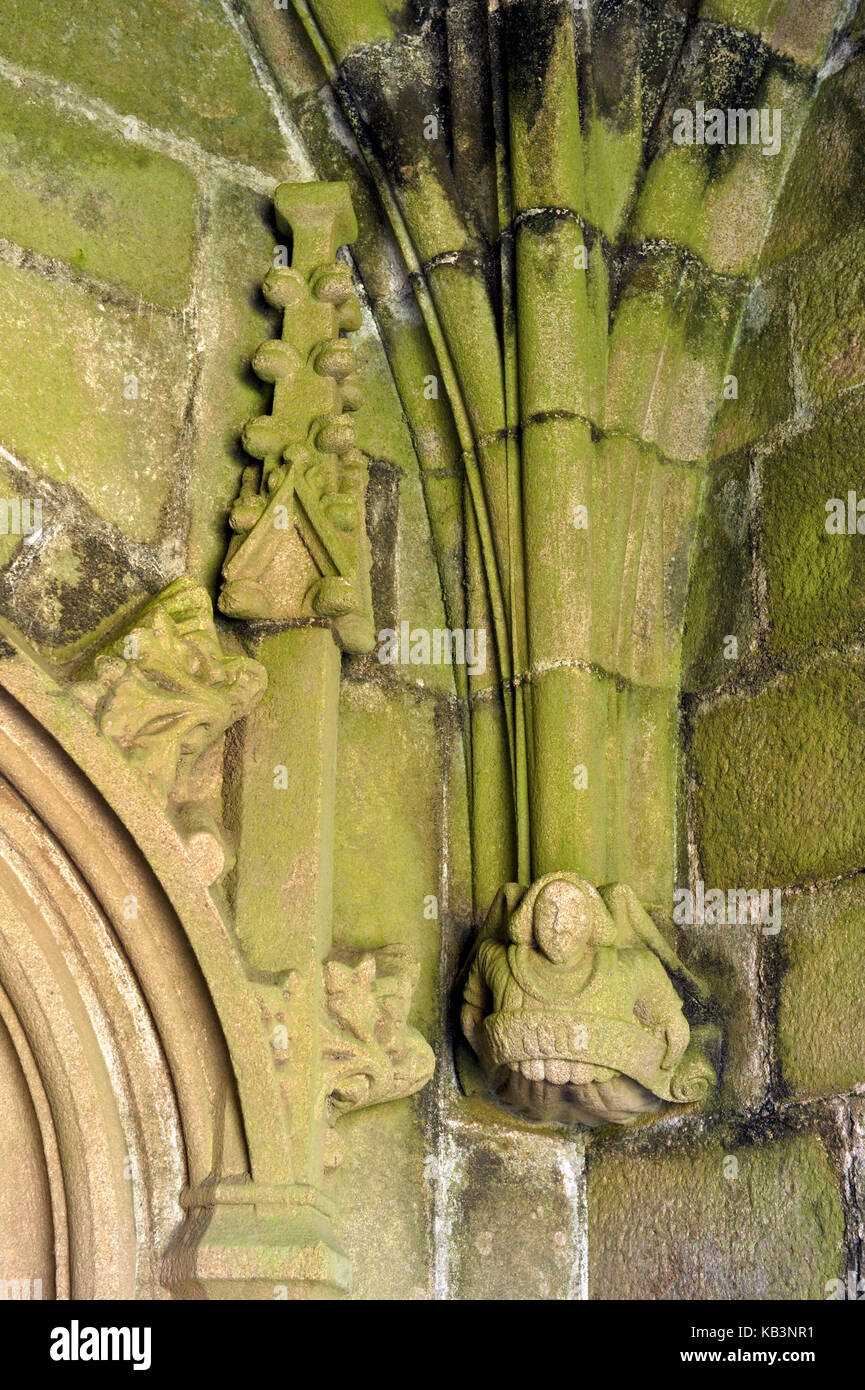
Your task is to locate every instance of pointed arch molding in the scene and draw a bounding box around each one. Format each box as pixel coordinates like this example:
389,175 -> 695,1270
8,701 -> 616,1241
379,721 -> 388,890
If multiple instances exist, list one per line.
0,642 -> 344,1299
0,651 -> 253,1296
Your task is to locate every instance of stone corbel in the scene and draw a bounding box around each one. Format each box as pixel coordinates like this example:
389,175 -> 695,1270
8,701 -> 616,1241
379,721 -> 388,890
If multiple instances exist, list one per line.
461,874 -> 718,1127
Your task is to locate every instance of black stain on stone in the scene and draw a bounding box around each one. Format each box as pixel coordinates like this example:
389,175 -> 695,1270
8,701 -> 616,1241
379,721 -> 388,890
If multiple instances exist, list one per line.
663,21 -> 806,178
0,472 -> 167,653
497,0 -> 565,133
0,531 -> 155,651
591,0 -> 642,125
610,239 -> 685,317
337,32 -> 454,198
637,0 -> 702,150
517,206 -> 569,239
365,457 -> 401,632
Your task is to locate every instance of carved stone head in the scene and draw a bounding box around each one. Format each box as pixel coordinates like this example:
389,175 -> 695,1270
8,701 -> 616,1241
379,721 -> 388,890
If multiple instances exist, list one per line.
529,878 -> 602,963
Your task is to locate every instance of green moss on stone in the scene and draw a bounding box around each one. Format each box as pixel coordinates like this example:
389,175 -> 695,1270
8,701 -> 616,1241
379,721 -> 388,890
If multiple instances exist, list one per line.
529,664 -> 676,909
703,0 -> 846,68
693,655 -> 865,888
763,56 -> 865,264
333,679 -> 442,1037
302,0 -> 394,62
589,1131 -> 844,1299
701,0 -> 778,35
793,227 -> 865,407
632,56 -> 811,277
504,1 -> 584,216
0,0 -> 291,173
760,392 -> 865,657
448,1131 -> 586,1300
580,4 -> 644,242
0,260 -> 190,543
514,219 -> 597,419
681,450 -> 755,694
778,875 -> 865,1098
711,266 -> 793,457
0,79 -> 197,307
607,247 -> 744,461
244,0 -> 324,102
329,1099 -> 431,1300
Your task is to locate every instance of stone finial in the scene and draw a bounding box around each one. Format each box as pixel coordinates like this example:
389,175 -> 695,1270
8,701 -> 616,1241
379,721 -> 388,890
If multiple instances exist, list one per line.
219,181 -> 374,653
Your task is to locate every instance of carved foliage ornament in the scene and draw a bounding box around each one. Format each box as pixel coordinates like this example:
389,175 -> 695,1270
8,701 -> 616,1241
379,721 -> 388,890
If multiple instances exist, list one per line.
73,576 -> 266,881
257,944 -> 434,1170
462,873 -> 718,1126
322,944 -> 434,1122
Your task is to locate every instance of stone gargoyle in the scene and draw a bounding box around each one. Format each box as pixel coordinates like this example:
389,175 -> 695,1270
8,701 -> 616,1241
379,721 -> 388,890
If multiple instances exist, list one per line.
461,873 -> 718,1126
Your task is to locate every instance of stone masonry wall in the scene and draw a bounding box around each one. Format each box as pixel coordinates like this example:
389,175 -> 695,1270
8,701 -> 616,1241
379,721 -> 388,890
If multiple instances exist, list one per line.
0,0 -> 863,1301
588,28 -> 865,1301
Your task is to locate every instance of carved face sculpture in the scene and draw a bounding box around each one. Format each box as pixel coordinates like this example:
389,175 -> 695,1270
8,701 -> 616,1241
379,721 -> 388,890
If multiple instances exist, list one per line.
531,879 -> 596,964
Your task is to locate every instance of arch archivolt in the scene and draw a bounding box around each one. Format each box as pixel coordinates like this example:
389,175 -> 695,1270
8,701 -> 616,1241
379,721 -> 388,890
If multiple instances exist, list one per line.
0,653 -> 261,1298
